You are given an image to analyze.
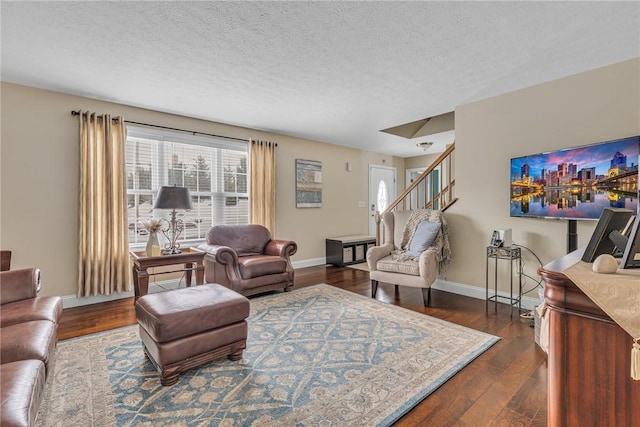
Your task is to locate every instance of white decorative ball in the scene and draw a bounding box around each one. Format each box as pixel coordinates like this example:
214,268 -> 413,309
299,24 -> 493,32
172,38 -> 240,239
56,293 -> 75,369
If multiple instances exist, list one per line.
592,254 -> 619,274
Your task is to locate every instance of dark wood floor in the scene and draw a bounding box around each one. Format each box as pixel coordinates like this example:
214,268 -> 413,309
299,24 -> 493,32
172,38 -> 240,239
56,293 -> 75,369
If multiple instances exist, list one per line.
58,265 -> 548,426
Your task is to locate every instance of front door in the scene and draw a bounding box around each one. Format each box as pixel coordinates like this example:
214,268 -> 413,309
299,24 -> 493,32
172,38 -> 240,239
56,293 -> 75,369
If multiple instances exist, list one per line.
368,165 -> 396,236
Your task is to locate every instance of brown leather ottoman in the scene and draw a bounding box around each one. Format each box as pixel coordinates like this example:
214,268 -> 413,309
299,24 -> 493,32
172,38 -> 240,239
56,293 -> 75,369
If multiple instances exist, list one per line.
135,284 -> 249,386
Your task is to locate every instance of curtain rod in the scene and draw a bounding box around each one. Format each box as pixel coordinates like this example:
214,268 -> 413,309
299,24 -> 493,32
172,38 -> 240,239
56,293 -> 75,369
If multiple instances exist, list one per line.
70,110 -> 250,143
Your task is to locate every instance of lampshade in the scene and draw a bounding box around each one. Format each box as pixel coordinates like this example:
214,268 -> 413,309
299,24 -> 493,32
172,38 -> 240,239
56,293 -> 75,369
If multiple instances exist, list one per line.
153,186 -> 193,210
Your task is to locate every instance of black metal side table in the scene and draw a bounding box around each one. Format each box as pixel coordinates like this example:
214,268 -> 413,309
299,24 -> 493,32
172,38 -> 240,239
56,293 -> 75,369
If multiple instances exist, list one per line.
485,246 -> 523,317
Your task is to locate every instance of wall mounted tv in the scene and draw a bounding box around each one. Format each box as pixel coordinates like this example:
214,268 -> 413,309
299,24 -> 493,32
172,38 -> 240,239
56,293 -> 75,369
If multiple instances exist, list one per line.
510,135 -> 639,220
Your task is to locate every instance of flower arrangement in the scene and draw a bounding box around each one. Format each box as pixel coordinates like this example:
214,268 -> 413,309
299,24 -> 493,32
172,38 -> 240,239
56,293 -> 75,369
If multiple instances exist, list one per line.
140,218 -> 164,234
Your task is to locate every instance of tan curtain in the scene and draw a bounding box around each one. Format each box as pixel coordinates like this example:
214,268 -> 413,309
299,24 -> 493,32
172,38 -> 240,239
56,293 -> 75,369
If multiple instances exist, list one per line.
250,139 -> 277,233
77,111 -> 130,297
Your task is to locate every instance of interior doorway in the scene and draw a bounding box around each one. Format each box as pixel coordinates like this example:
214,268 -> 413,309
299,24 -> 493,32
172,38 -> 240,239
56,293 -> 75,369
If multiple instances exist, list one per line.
368,165 -> 396,236
406,166 -> 440,210
406,168 -> 425,209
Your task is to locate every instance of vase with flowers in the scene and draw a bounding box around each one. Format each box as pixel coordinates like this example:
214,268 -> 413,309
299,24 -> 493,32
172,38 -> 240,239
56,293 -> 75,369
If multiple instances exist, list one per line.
140,218 -> 164,256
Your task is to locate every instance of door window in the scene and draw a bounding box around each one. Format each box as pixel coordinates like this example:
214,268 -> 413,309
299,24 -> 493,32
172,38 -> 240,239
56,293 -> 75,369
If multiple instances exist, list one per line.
377,180 -> 388,212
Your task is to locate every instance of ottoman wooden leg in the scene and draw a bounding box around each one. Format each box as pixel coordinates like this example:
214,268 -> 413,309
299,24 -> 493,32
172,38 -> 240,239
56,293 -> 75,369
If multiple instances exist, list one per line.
228,351 -> 243,361
160,366 -> 181,386
228,340 -> 246,361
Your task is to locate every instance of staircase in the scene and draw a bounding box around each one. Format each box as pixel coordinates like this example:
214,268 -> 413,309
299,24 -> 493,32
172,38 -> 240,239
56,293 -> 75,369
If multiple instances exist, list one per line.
374,143 -> 457,244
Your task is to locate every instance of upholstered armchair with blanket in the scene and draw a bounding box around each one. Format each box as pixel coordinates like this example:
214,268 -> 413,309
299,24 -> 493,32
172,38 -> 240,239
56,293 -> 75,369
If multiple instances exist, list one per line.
197,224 -> 297,297
367,209 -> 451,306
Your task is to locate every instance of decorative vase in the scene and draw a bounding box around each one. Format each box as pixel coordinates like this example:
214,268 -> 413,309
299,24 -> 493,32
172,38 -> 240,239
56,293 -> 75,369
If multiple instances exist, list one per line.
146,231 -> 160,256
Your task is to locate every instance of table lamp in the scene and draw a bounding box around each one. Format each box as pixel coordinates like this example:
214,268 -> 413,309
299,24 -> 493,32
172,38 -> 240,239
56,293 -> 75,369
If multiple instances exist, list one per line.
153,185 -> 193,254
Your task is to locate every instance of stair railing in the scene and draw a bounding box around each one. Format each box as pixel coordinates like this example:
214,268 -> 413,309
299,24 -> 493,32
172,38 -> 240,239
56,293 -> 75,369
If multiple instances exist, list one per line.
374,143 -> 457,244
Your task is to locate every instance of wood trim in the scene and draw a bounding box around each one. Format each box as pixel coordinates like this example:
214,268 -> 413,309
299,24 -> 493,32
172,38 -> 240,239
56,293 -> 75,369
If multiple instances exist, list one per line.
1,250 -> 11,271
144,340 -> 247,386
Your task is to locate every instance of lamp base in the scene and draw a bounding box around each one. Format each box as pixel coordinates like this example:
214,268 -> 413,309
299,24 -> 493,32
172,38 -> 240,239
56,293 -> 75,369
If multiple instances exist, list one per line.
161,248 -> 183,255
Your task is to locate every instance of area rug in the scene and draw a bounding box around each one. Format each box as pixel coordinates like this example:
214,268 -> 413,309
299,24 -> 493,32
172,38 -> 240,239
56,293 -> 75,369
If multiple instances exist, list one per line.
37,284 -> 499,426
346,262 -> 369,271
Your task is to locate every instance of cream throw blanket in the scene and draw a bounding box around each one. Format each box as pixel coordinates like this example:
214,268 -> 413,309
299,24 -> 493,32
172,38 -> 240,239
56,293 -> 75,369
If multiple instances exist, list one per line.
392,209 -> 452,272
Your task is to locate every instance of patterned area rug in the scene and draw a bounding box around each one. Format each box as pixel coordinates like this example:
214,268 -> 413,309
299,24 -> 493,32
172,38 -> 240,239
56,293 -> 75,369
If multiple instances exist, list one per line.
37,284 -> 499,426
346,262 -> 369,271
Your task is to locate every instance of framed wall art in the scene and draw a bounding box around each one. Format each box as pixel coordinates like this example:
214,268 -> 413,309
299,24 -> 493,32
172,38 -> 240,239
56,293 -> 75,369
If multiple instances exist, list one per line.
296,159 -> 322,208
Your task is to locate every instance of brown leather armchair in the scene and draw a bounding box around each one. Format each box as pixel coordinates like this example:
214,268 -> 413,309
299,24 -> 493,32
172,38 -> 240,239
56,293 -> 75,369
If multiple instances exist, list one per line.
197,224 -> 297,297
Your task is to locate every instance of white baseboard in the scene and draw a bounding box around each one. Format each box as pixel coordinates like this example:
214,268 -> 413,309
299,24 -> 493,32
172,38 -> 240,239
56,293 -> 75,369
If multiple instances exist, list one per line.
61,279 -> 184,308
60,259 -> 541,311
291,257 -> 327,269
61,259 -> 328,308
432,279 -> 540,311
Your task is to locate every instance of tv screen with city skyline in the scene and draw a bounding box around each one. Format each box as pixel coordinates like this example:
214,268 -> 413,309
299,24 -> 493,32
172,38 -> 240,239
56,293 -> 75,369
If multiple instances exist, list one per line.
510,135 -> 639,220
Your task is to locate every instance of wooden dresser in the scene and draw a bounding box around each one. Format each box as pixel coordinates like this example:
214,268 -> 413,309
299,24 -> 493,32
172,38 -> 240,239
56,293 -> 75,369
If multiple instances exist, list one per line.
539,249 -> 640,427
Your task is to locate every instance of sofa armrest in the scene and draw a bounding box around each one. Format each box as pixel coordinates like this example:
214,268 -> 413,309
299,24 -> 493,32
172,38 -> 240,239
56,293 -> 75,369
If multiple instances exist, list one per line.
197,243 -> 239,265
0,268 -> 40,305
264,240 -> 297,260
366,243 -> 394,271
197,243 -> 243,285
418,247 -> 439,283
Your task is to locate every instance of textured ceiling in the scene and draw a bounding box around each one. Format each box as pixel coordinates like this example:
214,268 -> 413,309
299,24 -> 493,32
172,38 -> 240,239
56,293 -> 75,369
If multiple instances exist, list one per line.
1,2 -> 639,157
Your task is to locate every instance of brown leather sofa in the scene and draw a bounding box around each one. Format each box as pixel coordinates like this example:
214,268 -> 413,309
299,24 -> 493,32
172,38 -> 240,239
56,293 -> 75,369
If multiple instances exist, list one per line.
0,268 -> 63,427
197,224 -> 297,297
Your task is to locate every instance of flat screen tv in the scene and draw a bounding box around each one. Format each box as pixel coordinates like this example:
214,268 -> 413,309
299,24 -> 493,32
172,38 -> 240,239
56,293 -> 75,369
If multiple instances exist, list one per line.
510,135 -> 639,220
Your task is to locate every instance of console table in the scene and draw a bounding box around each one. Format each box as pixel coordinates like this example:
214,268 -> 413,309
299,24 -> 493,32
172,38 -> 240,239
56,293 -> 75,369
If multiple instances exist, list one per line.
130,247 -> 205,302
539,249 -> 640,427
326,235 -> 376,267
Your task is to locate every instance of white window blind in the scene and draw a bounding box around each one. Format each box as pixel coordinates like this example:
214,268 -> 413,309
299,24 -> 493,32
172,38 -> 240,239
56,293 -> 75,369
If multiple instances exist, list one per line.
125,125 -> 249,246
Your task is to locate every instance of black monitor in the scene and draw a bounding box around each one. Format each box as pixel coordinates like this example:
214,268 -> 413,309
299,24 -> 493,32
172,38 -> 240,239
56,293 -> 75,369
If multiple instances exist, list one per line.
581,208 -> 634,263
621,215 -> 640,268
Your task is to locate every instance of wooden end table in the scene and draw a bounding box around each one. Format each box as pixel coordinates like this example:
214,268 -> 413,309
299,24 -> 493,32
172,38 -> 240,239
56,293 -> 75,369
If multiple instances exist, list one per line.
130,247 -> 205,302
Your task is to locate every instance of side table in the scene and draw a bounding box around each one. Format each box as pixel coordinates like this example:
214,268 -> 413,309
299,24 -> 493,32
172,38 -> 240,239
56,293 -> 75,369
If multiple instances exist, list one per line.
130,247 -> 205,302
485,245 -> 522,316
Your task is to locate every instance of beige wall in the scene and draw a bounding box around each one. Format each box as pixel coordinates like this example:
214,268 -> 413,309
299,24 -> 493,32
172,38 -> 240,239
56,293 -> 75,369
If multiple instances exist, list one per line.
404,153 -> 440,171
0,83 -> 404,298
448,58 -> 640,295
2,57 -> 638,301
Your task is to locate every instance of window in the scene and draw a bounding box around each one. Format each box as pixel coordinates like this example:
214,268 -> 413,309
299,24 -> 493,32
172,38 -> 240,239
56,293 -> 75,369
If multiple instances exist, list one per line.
377,180 -> 388,212
126,125 -> 248,246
